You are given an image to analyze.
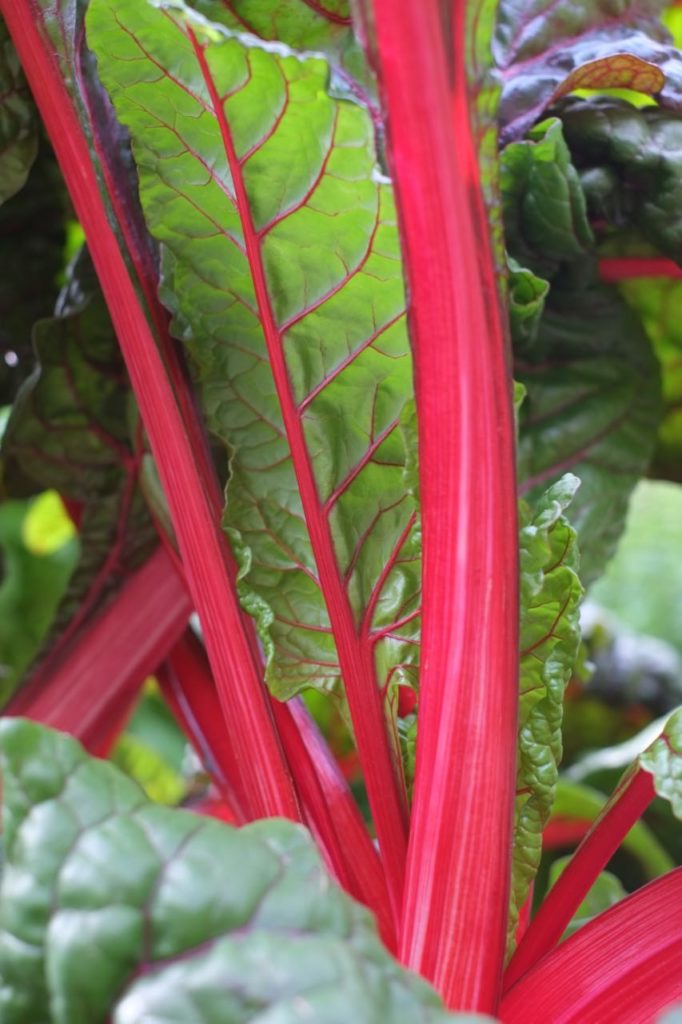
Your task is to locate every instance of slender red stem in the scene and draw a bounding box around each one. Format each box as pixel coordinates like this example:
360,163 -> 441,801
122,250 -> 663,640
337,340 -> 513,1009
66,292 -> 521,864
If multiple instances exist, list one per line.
186,26 -> 408,923
159,626 -> 395,947
599,257 -> 682,281
501,869 -> 682,1023
5,547 -> 191,752
1,0 -> 299,821
158,632 -> 249,823
504,767 -> 655,991
284,698 -> 396,950
369,0 -> 518,1010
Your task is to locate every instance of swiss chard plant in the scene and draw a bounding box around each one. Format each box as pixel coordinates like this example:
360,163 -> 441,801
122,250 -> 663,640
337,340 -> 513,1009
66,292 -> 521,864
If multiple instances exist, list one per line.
2,0 -> 682,1020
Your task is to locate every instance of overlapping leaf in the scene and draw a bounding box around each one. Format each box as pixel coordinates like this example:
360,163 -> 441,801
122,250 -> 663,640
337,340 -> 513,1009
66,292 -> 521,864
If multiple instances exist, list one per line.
503,119 -> 662,583
88,0 -> 419,699
640,706 -> 682,817
560,98 -> 682,265
615,275 -> 682,482
495,0 -> 682,142
1,252 -> 156,686
0,719 -> 463,1024
0,17 -> 37,205
509,474 -> 583,951
188,0 -> 378,143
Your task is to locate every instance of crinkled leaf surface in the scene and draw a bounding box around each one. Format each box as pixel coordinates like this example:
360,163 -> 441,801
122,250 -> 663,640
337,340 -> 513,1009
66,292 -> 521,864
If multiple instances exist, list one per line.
503,120 -> 662,583
495,0 -> 682,142
501,118 -> 594,283
0,17 -> 37,205
87,0 -> 419,699
560,98 -> 682,265
1,252 -> 156,685
510,475 -> 583,951
0,719 -> 464,1024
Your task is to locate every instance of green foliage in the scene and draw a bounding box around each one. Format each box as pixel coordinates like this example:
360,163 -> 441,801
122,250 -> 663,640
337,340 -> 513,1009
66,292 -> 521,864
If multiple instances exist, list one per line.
0,719 -> 463,1023
510,475 -> 583,947
88,0 -> 419,699
0,18 -> 37,205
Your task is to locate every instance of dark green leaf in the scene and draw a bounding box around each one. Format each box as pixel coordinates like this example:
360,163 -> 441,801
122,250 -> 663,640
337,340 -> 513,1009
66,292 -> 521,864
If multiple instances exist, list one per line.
0,719 -> 464,1023
504,122 -> 663,582
0,17 -> 37,205
501,118 -> 594,282
560,98 -> 682,265
88,0 -> 419,700
1,252 -> 156,689
510,475 -> 583,950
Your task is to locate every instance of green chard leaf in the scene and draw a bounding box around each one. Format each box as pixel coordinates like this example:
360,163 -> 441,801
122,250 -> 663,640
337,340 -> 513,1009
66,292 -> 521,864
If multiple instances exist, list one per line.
495,0 -> 682,143
187,0 -> 377,108
0,719 -> 464,1024
87,0 -> 419,700
560,98 -> 682,266
0,17 -> 37,205
1,251 -> 156,692
503,119 -> 663,584
510,474 -> 583,951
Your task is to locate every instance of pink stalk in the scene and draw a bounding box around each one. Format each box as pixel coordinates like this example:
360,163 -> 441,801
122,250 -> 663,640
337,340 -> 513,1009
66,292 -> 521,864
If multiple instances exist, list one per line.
158,633 -> 249,823
185,26 -> 408,920
504,767 -> 655,990
283,699 -> 396,950
159,628 -> 395,947
515,884 -> 534,946
600,257 -> 682,281
501,869 -> 682,1023
5,547 -> 191,752
1,0 -> 299,822
368,0 -> 518,1010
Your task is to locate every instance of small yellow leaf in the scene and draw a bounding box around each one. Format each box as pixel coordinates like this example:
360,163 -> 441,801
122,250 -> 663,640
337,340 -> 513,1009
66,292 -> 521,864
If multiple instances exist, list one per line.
22,491 -> 76,555
554,54 -> 665,100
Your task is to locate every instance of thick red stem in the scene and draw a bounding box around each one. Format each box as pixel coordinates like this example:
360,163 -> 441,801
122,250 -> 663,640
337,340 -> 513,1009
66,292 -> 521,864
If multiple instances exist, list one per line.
369,0 -> 518,1010
501,869 -> 682,1023
599,257 -> 682,281
504,767 -> 655,990
1,0 -> 299,821
5,547 -> 190,752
